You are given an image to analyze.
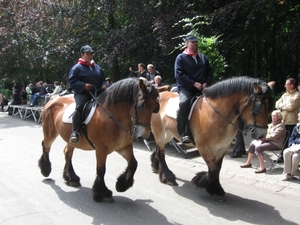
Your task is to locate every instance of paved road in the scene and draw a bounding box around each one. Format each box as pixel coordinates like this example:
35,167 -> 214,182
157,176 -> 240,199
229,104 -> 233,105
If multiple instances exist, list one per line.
1,112 -> 300,225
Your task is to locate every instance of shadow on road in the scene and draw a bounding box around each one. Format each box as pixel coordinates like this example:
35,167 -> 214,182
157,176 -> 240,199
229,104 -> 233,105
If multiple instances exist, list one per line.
42,179 -> 177,225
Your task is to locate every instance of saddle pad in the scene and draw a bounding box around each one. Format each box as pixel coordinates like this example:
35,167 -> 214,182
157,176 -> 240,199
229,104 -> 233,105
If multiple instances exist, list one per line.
62,102 -> 97,125
165,96 -> 200,119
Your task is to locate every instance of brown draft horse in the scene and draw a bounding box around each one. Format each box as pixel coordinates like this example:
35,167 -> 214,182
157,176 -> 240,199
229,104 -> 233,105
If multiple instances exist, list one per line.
38,78 -> 159,203
150,76 -> 274,201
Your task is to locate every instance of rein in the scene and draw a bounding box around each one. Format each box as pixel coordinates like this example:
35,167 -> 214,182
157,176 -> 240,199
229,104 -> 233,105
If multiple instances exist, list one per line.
204,93 -> 267,135
203,95 -> 246,135
89,91 -> 150,138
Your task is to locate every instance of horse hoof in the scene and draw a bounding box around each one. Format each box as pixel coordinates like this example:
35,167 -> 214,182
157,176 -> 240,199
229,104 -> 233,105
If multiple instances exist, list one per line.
93,195 -> 114,203
166,180 -> 178,186
102,196 -> 115,203
212,194 -> 226,201
151,165 -> 158,173
66,181 -> 81,187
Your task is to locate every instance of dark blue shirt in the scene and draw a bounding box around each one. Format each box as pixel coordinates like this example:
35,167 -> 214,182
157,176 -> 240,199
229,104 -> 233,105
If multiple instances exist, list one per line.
68,63 -> 106,95
288,124 -> 300,146
174,53 -> 213,92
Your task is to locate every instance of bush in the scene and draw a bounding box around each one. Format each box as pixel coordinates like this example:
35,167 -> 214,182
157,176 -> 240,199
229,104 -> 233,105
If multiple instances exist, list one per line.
0,89 -> 12,100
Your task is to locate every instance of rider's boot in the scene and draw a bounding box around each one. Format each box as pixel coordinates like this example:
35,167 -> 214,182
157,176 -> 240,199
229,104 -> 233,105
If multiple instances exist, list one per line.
177,104 -> 191,144
69,110 -> 81,144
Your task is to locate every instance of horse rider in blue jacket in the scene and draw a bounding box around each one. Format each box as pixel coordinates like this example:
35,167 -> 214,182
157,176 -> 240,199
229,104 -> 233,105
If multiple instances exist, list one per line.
68,45 -> 107,143
174,34 -> 214,143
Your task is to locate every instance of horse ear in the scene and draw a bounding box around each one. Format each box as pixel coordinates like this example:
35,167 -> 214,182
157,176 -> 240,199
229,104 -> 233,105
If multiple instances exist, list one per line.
138,78 -> 147,92
267,81 -> 275,89
253,83 -> 263,94
156,85 -> 170,93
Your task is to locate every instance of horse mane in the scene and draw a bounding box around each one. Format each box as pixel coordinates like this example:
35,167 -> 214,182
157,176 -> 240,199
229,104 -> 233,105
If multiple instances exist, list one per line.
203,76 -> 265,99
97,78 -> 158,106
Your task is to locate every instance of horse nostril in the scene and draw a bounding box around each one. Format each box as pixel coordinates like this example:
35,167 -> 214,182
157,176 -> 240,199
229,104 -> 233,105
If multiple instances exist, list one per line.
137,137 -> 143,142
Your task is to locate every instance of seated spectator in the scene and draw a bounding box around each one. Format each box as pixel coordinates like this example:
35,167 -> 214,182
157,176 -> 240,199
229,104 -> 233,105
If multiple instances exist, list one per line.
105,78 -> 112,87
60,82 -> 66,91
7,83 -> 22,115
0,93 -> 9,111
29,81 -> 46,107
59,85 -> 73,96
45,81 -> 62,103
146,64 -> 160,83
20,86 -> 27,104
27,83 -> 33,102
43,83 -> 50,94
282,113 -> 300,181
240,110 -> 286,173
153,75 -> 165,87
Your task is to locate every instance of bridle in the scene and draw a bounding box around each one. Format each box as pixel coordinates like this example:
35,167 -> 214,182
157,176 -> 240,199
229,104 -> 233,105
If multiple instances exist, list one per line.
90,89 -> 158,138
204,92 -> 268,136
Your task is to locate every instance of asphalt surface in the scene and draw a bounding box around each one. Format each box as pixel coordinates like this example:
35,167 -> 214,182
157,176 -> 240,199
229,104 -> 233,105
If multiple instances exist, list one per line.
1,111 -> 300,225
1,110 -> 299,198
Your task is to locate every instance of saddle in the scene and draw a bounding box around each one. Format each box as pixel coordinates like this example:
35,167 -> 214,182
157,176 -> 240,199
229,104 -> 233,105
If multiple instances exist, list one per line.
62,99 -> 97,124
62,99 -> 97,148
165,94 -> 202,144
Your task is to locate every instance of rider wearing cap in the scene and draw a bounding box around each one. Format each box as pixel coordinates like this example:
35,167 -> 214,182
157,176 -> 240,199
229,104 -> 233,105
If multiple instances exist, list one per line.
68,45 -> 107,143
174,34 -> 214,143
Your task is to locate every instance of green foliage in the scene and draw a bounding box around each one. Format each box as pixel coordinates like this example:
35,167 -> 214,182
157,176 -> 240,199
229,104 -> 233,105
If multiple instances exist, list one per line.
0,0 -> 299,95
0,89 -> 12,99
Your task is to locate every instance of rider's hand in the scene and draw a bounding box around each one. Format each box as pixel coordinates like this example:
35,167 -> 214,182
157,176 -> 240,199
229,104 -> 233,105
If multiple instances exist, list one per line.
194,82 -> 202,90
84,83 -> 93,91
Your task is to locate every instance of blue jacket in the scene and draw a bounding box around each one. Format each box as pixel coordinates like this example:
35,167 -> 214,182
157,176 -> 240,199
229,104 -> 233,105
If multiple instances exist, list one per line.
68,63 -> 106,95
174,52 -> 213,93
288,124 -> 300,146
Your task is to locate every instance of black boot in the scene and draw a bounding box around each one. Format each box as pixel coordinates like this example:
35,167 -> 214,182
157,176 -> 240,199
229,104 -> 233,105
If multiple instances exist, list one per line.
177,103 -> 191,144
69,111 -> 81,144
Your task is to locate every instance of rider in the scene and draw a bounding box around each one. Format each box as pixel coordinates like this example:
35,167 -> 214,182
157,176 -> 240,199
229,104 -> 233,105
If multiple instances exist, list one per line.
174,34 -> 214,143
68,45 -> 107,143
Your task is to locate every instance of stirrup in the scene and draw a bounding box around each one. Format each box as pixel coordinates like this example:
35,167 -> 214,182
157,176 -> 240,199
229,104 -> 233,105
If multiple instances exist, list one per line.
181,135 -> 192,144
69,132 -> 79,144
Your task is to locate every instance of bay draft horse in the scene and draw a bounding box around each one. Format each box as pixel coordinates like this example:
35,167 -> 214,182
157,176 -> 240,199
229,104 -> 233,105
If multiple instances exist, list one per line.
150,76 -> 274,201
38,78 -> 159,203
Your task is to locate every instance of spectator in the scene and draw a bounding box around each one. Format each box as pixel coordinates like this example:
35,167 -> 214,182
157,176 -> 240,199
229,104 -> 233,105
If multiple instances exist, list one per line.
129,63 -> 147,78
26,83 -> 32,95
146,64 -> 160,83
105,78 -> 112,87
240,110 -> 286,173
153,75 -> 165,87
0,93 -> 9,111
174,34 -> 213,143
231,117 -> 247,158
20,86 -> 27,104
282,113 -> 300,181
7,83 -> 22,115
45,81 -> 62,103
60,82 -> 66,91
276,78 -> 300,161
29,81 -> 46,107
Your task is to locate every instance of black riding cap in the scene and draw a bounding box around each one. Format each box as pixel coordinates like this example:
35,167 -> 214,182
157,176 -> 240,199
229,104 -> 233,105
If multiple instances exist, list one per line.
80,45 -> 94,53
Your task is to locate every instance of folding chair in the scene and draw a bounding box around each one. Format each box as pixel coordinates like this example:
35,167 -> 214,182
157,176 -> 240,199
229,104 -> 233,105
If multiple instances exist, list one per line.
263,130 -> 290,172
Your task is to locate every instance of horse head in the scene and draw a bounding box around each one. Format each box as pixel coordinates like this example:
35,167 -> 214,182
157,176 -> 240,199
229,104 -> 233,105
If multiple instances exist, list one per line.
241,80 -> 275,139
132,79 -> 160,140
